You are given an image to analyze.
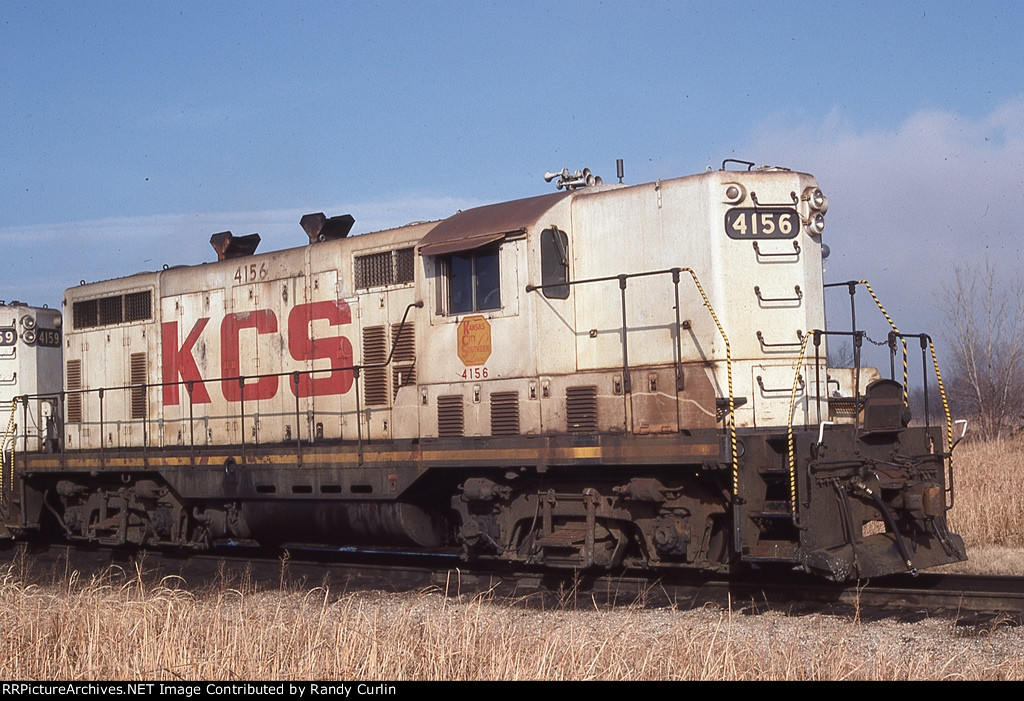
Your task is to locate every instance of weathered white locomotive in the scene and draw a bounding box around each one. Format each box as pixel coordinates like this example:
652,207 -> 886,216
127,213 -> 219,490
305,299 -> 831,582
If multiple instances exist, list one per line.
0,162 -> 967,580
0,302 -> 63,518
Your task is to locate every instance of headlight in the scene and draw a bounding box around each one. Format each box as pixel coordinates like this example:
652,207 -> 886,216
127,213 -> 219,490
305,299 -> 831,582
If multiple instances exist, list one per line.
803,186 -> 829,213
807,213 -> 826,235
21,328 -> 36,344
20,314 -> 35,329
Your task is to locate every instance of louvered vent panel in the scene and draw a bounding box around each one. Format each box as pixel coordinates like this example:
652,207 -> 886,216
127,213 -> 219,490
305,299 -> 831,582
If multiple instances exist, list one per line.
130,352 -> 147,420
390,323 -> 416,363
66,360 -> 83,423
490,391 -> 520,436
391,323 -> 416,398
566,385 -> 598,434
437,395 -> 465,437
362,325 -> 389,406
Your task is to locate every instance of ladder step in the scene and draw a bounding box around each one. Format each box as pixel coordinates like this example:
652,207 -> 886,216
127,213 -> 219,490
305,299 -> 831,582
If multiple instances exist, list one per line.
537,523 -> 588,548
743,539 -> 798,561
750,501 -> 791,518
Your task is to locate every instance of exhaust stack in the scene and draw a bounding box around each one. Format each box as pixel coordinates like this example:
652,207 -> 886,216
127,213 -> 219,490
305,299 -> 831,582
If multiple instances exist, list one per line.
209,231 -> 261,261
300,212 -> 355,243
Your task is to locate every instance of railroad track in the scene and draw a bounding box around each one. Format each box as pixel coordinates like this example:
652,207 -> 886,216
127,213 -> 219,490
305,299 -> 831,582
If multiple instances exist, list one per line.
2,542 -> 1021,622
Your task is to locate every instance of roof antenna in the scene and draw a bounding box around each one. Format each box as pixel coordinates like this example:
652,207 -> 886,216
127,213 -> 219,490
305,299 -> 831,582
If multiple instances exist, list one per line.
616,158 -> 624,184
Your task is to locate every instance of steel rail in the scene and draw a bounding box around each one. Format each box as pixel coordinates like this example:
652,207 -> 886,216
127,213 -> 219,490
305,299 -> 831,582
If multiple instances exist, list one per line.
1,543 -> 1020,621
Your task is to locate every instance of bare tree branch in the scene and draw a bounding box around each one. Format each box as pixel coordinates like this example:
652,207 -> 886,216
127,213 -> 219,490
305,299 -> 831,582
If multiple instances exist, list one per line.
943,261 -> 1024,440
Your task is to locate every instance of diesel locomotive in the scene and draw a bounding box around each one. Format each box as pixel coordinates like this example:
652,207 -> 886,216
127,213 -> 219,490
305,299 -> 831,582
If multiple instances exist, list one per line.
0,161 -> 967,580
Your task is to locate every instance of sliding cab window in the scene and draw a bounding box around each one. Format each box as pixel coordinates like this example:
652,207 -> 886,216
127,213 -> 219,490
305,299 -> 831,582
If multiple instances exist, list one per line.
447,245 -> 501,314
540,227 -> 569,299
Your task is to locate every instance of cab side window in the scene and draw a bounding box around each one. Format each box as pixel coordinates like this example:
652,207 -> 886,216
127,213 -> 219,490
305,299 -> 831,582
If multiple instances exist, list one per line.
447,246 -> 501,313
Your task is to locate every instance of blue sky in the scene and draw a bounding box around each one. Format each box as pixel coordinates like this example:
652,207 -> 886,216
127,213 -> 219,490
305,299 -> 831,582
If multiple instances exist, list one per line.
3,1 -> 1024,361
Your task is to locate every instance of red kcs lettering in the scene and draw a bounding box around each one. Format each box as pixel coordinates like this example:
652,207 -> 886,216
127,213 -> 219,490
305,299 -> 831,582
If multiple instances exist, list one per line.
221,310 -> 279,401
287,300 -> 354,397
161,318 -> 211,405
160,301 -> 355,405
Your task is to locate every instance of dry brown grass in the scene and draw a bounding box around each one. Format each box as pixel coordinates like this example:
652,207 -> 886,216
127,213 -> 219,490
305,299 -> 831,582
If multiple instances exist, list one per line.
947,437 -> 1024,552
1,566 -> 1023,681
2,438 -> 1023,681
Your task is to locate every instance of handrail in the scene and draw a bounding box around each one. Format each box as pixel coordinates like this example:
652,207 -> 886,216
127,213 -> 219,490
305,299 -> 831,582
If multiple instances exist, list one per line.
528,267 -> 739,494
786,330 -> 813,521
752,240 -> 800,260
891,331 -> 956,507
17,301 -> 424,468
787,326 -> 956,519
754,285 -> 802,304
825,280 -> 909,405
825,279 -> 956,494
1,399 -> 16,516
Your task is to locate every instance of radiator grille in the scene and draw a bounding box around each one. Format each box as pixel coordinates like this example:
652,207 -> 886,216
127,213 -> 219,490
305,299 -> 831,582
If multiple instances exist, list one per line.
73,291 -> 153,329
354,247 -> 416,290
362,325 -> 389,406
66,360 -> 83,423
125,292 -> 152,322
490,391 -> 520,436
129,352 -> 147,420
99,296 -> 123,325
72,300 -> 97,329
437,395 -> 465,437
566,385 -> 598,434
355,252 -> 392,289
393,247 -> 415,283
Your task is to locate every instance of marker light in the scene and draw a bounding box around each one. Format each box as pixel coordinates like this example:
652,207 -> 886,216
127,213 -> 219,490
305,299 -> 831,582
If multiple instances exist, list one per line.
723,183 -> 746,204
